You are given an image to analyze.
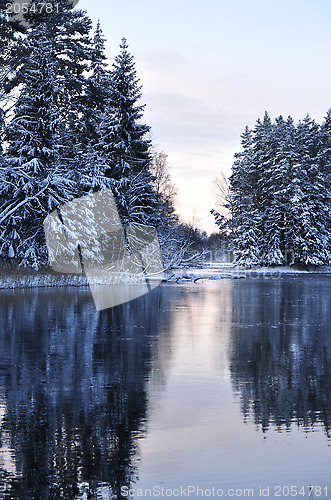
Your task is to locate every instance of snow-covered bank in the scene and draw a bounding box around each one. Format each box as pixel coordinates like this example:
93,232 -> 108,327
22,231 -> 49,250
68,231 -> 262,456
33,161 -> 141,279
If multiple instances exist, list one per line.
165,265 -> 331,283
0,272 -> 89,290
165,268 -> 246,282
1,265 -> 330,290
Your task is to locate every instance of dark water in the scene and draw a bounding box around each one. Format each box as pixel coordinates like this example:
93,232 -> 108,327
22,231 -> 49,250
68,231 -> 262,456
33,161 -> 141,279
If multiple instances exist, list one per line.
0,275 -> 330,499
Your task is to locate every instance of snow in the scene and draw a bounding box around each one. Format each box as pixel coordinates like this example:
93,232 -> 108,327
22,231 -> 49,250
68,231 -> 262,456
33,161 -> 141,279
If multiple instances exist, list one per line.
165,265 -> 331,283
2,265 -> 330,290
218,112 -> 331,268
0,273 -> 89,290
8,245 -> 15,258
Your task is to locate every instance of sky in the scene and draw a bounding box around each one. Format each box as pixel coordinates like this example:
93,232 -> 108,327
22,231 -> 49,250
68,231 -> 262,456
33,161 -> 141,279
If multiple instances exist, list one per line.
78,0 -> 331,234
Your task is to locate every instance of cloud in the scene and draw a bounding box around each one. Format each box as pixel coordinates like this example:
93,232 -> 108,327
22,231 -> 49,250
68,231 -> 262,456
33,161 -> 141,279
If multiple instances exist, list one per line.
144,91 -> 243,150
136,50 -> 189,72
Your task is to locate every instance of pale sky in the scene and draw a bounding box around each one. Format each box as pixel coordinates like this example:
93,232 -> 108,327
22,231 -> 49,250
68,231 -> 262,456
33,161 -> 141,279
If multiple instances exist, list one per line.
78,0 -> 331,234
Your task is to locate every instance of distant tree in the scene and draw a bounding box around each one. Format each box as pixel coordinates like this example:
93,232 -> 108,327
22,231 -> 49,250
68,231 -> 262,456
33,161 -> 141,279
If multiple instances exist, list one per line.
211,173 -> 231,235
150,149 -> 177,223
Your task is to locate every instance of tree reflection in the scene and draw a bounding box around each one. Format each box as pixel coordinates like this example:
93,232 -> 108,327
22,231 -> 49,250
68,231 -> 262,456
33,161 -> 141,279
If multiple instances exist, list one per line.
0,286 -> 172,499
229,276 -> 331,436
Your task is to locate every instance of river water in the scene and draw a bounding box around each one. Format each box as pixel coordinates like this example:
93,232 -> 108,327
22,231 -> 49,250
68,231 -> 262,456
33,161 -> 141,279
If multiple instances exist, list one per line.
0,275 -> 330,499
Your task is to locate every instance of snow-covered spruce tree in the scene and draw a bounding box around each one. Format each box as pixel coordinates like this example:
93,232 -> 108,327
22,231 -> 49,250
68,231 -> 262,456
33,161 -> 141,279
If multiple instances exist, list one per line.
0,0 -> 26,141
41,3 -> 93,176
0,0 -> 12,118
0,1 -> 28,231
80,20 -> 110,151
319,109 -> 331,247
0,2 -> 94,268
0,0 -> 24,81
96,38 -> 158,226
252,113 -> 329,266
214,115 -> 287,267
1,30 -> 74,267
249,112 -> 280,265
0,1 -> 26,261
214,112 -> 331,267
259,115 -> 298,266
287,115 -> 330,265
225,125 -> 262,267
78,21 -> 115,194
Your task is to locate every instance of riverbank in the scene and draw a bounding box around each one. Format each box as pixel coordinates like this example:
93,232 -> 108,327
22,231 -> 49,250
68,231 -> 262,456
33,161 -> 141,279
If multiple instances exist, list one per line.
0,264 -> 330,289
0,270 -> 89,289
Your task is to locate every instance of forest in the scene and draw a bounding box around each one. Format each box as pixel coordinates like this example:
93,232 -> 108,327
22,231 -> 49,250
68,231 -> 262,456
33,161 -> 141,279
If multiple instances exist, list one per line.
213,112 -> 331,267
0,0 -> 211,272
1,1 -> 330,272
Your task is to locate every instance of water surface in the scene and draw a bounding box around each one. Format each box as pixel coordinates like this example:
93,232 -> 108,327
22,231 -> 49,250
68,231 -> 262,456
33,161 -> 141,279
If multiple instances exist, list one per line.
0,275 -> 330,499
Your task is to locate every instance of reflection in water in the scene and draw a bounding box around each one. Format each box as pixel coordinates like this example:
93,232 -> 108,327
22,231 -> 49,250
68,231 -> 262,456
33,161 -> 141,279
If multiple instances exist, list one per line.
0,287 -> 175,499
1,277 -> 331,498
230,276 -> 331,435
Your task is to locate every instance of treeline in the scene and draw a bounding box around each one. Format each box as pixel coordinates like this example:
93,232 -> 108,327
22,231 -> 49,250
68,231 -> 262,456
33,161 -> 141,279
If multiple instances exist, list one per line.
213,112 -> 331,267
0,0 -> 197,270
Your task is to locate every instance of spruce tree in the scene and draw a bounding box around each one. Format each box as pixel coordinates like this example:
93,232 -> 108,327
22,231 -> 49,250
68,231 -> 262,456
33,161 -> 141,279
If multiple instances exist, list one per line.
288,115 -> 330,265
0,0 -> 26,144
81,20 -> 110,150
319,110 -> 331,242
0,2 -> 94,267
0,25 -> 76,266
227,126 -> 262,266
78,21 -> 114,193
97,38 -> 157,226
260,116 -> 297,265
215,111 -> 331,267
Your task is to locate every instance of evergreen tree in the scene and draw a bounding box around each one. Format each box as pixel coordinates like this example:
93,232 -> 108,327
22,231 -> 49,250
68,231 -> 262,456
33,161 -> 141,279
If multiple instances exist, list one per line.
261,115 -> 297,265
319,109 -> 331,237
0,25 -> 76,266
227,126 -> 262,266
288,115 -> 330,265
0,0 -> 26,144
81,20 -> 110,149
97,38 -> 157,226
214,112 -> 331,267
0,2 -> 94,267
78,21 -> 114,194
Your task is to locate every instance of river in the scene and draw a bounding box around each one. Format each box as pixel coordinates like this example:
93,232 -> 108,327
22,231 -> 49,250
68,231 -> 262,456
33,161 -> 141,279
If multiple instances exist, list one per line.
0,274 -> 330,499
